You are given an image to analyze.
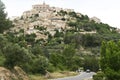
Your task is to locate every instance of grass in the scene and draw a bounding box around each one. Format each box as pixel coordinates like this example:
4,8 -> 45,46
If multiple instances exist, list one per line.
50,71 -> 78,79
29,71 -> 78,80
29,74 -> 47,80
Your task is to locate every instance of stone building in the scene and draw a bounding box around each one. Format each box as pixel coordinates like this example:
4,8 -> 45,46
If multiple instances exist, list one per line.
22,11 -> 31,18
32,2 -> 49,12
12,2 -> 76,39
22,2 -> 74,19
90,17 -> 101,23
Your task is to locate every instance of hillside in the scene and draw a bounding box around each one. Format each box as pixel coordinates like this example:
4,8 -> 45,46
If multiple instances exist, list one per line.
9,2 -> 116,40
6,2 -> 120,51
1,2 -> 120,79
10,2 -> 73,39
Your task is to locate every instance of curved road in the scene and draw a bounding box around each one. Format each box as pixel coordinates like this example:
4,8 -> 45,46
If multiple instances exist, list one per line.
50,72 -> 96,80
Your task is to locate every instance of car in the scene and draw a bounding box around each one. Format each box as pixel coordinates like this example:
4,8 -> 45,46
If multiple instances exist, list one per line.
86,69 -> 90,73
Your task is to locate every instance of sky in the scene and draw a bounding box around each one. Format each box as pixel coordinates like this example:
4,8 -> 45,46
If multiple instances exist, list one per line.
2,0 -> 120,28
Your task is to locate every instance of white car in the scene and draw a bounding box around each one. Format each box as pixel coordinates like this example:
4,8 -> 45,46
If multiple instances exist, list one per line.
86,69 -> 90,73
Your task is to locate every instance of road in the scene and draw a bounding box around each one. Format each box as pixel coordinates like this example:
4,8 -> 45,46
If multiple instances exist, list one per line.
50,72 -> 96,80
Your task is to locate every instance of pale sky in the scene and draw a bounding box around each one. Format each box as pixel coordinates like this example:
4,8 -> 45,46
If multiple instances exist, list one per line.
2,0 -> 120,28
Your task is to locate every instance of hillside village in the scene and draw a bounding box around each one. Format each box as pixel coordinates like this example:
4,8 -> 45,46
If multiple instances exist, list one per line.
1,1 -> 120,80
10,2 -> 100,40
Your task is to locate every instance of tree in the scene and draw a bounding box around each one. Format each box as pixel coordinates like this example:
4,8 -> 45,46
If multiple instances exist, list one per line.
3,43 -> 30,69
70,56 -> 82,71
0,34 -> 8,50
49,53 -> 64,70
31,56 -> 49,74
0,0 -> 12,33
83,56 -> 99,72
68,11 -> 77,17
100,41 -> 120,80
62,45 -> 76,70
25,33 -> 36,45
31,44 -> 44,56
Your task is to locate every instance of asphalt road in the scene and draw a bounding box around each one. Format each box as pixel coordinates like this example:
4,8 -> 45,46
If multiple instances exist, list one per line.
50,72 -> 96,80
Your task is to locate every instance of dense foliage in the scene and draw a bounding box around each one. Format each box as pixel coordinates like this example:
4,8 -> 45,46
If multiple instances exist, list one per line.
0,0 -> 12,33
100,41 -> 120,80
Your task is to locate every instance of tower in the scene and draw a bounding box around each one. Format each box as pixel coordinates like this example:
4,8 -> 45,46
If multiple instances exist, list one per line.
43,0 -> 45,5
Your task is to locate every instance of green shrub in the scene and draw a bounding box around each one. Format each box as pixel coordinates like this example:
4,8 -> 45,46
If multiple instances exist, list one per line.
105,68 -> 120,80
31,56 -> 49,74
0,54 -> 5,66
47,63 -> 56,72
93,72 -> 105,80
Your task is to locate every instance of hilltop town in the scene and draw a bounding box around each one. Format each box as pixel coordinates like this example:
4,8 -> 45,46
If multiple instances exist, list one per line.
9,2 -> 100,40
1,1 -> 120,80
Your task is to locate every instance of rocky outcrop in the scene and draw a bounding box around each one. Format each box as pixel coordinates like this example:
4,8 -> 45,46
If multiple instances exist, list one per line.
14,66 -> 29,80
0,67 -> 17,80
0,66 -> 30,80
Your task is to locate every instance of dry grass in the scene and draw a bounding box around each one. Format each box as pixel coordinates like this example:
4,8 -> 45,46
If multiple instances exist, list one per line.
49,71 -> 78,79
29,71 -> 78,80
29,74 -> 47,80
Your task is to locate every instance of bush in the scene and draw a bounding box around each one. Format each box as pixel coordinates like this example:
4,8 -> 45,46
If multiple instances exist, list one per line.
47,63 -> 56,72
83,56 -> 99,72
69,65 -> 79,71
0,54 -> 5,66
105,68 -> 120,80
93,72 -> 105,80
3,43 -> 30,69
31,56 -> 49,74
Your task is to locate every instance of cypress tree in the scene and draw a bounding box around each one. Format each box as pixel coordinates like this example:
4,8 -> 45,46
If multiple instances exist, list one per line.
0,0 -> 12,33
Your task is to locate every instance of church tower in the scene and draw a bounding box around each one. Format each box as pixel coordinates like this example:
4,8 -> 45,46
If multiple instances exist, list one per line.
43,0 -> 45,5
